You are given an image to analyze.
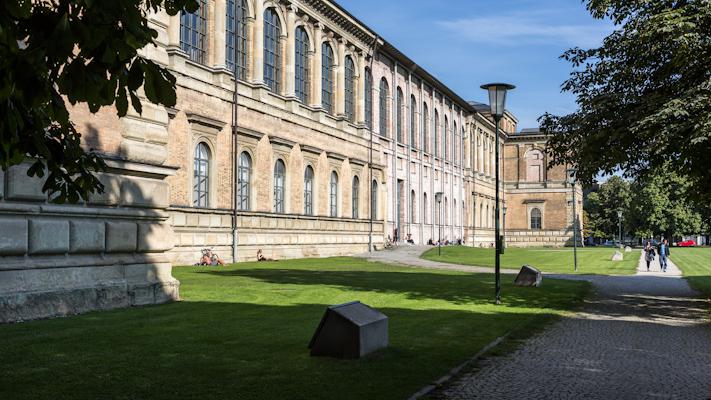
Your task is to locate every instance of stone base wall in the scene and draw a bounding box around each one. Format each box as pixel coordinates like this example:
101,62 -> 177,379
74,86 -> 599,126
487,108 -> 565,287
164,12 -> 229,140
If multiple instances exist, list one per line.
167,209 -> 386,265
505,229 -> 572,247
236,212 -> 384,261
0,161 -> 179,323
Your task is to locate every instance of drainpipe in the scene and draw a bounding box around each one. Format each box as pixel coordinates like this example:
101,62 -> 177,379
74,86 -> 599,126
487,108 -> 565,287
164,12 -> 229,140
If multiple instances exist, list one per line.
231,0 -> 240,264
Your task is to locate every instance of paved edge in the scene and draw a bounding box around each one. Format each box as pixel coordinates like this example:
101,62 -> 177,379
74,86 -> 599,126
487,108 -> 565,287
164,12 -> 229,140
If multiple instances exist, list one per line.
407,333 -> 511,400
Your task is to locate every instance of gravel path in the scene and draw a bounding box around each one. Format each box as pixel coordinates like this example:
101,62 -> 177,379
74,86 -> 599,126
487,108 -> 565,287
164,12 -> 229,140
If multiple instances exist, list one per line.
359,247 -> 711,399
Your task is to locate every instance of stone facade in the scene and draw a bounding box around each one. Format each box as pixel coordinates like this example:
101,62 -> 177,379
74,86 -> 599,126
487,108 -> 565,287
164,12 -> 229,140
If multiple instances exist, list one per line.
0,0 -> 581,322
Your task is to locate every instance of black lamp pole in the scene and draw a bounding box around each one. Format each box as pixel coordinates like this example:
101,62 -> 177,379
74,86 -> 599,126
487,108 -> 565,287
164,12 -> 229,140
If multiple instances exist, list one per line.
481,83 -> 515,305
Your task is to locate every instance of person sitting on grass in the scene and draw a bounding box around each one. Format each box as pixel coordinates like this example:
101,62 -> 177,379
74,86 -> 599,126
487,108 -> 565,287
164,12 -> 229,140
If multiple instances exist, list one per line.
257,249 -> 274,262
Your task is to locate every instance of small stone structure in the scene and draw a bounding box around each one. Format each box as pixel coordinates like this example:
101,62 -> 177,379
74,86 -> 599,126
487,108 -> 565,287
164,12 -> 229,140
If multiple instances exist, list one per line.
625,246 -> 632,253
514,265 -> 543,287
612,251 -> 624,261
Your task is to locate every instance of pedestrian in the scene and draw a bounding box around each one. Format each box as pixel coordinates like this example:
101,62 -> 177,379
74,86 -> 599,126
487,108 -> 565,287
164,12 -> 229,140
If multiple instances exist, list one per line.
658,238 -> 670,272
644,241 -> 655,272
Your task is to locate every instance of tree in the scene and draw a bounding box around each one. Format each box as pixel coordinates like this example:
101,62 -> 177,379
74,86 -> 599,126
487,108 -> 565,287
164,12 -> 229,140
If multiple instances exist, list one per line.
541,0 -> 711,202
584,176 -> 631,240
0,0 -> 198,203
629,168 -> 703,239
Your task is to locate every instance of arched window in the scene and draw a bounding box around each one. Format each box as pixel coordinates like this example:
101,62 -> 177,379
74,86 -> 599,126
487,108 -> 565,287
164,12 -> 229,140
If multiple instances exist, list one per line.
526,149 -> 545,182
480,203 -> 484,227
329,172 -> 338,217
193,142 -> 210,207
238,152 -> 251,211
226,0 -> 248,79
273,159 -> 286,213
263,8 -> 282,93
445,197 -> 449,225
410,95 -> 417,148
379,78 -> 389,137
294,26 -> 310,103
180,0 -> 208,64
531,208 -> 542,230
461,127 -> 466,166
321,42 -> 334,114
453,121 -> 458,164
444,116 -> 449,161
410,189 -> 416,223
423,103 -> 429,153
423,192 -> 428,224
345,56 -> 356,123
434,110 -> 440,157
454,199 -> 457,226
396,88 -> 404,143
371,180 -> 378,220
491,206 -> 495,229
304,166 -> 314,215
365,68 -> 373,129
352,176 -> 359,218
485,204 -> 489,228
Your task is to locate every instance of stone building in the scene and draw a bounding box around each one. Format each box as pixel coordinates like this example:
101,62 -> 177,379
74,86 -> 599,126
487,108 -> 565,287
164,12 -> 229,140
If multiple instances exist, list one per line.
0,0 -> 582,322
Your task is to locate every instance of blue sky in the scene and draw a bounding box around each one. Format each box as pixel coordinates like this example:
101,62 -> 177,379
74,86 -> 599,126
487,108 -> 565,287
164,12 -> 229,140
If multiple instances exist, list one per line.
337,0 -> 614,129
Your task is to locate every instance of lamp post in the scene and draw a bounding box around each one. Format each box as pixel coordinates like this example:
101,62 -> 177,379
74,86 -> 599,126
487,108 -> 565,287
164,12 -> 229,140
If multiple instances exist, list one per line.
480,83 -> 515,305
567,168 -> 578,272
617,209 -> 623,248
435,192 -> 443,255
502,206 -> 507,254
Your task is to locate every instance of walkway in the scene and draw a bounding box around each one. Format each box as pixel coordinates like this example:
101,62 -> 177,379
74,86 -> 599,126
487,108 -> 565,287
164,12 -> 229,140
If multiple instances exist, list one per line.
359,247 -> 711,399
359,245 -> 519,274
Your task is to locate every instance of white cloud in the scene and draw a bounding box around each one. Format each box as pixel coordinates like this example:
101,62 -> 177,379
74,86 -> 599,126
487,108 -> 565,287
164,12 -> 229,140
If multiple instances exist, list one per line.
437,12 -> 613,48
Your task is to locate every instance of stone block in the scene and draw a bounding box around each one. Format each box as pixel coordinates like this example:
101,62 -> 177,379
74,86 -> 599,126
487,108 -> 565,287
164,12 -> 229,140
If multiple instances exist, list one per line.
120,177 -> 169,209
89,173 -> 121,205
186,213 -> 199,226
29,219 -> 69,255
198,214 -> 211,227
138,223 -> 174,252
105,222 -> 137,253
0,218 -> 28,255
172,212 -> 187,226
210,215 -> 221,227
5,163 -> 46,201
69,220 -> 106,253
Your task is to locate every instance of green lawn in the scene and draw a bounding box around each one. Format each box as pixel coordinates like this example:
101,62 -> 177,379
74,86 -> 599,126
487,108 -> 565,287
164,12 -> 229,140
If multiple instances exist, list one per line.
670,247 -> 711,299
422,246 -> 639,275
0,257 -> 589,400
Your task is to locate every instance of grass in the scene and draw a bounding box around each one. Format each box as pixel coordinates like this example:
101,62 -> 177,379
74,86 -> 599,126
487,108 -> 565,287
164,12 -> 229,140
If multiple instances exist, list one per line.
422,246 -> 639,275
669,247 -> 711,299
0,257 -> 589,400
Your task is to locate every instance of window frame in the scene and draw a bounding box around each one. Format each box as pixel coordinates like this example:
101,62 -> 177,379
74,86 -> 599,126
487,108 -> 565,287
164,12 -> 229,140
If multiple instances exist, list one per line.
304,165 -> 314,215
344,56 -> 356,122
274,159 -> 286,213
180,0 -> 208,64
379,78 -> 389,137
321,42 -> 335,114
237,151 -> 252,211
263,8 -> 282,93
294,26 -> 310,103
352,175 -> 359,219
329,171 -> 339,218
193,142 -> 211,208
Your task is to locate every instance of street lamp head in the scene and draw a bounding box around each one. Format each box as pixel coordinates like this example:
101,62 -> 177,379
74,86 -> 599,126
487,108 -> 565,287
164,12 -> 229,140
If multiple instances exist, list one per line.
617,210 -> 623,219
503,206 -> 507,215
435,192 -> 443,203
480,83 -> 516,119
566,167 -> 578,185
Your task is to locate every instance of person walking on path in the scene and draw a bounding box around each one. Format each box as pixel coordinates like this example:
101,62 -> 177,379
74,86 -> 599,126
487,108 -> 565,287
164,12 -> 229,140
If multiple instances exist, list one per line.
658,238 -> 670,272
644,241 -> 656,271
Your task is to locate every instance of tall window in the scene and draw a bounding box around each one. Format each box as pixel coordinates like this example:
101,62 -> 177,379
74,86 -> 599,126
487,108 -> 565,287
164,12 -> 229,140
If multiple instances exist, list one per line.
322,43 -> 334,114
371,180 -> 378,220
531,208 -> 542,230
365,69 -> 373,129
263,8 -> 281,93
423,104 -> 429,153
226,0 -> 248,79
274,159 -> 285,213
480,204 -> 484,227
329,172 -> 338,217
352,176 -> 359,219
410,190 -> 416,223
345,56 -> 356,123
396,88 -> 404,143
434,110 -> 440,157
295,26 -> 310,103
423,193 -> 428,224
193,143 -> 210,207
410,95 -> 417,148
304,166 -> 314,215
453,122 -> 458,164
238,152 -> 251,211
444,116 -> 449,161
445,197 -> 449,225
379,78 -> 389,137
180,0 -> 208,63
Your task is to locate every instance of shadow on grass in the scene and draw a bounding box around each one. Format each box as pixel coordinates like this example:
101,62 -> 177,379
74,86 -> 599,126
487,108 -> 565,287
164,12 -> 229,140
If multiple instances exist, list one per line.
198,268 -> 584,312
0,301 -> 557,400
